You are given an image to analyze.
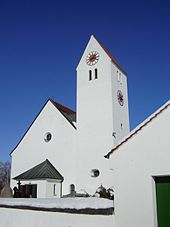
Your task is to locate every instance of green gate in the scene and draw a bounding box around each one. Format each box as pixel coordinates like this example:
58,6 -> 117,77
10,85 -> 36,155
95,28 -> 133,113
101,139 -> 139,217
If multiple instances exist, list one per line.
155,176 -> 170,227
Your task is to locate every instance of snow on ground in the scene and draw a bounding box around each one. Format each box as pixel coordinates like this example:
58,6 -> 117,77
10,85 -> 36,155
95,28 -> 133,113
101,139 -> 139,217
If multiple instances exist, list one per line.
0,197 -> 113,210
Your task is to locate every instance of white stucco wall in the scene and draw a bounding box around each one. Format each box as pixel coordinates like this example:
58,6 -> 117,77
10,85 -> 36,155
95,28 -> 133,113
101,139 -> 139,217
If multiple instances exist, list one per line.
108,104 -> 170,227
76,35 -> 129,195
18,180 -> 62,198
46,180 -> 62,198
11,100 -> 76,196
111,64 -> 129,143
0,208 -> 115,227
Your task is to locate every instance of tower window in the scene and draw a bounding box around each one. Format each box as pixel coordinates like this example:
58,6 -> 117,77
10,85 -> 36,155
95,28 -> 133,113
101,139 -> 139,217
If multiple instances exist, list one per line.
117,72 -> 122,83
95,68 -> 98,79
89,70 -> 92,80
121,123 -> 123,130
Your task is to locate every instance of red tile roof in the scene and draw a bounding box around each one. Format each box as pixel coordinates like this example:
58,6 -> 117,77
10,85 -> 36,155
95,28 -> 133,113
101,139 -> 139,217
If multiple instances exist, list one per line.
50,99 -> 76,115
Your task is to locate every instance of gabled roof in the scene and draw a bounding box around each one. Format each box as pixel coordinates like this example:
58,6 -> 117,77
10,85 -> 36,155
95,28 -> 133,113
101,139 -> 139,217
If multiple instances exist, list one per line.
10,98 -> 76,155
13,159 -> 64,181
104,100 -> 170,159
93,35 -> 127,75
50,99 -> 76,128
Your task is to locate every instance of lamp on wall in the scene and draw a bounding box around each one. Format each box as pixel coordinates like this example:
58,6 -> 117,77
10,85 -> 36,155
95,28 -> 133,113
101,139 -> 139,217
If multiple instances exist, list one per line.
104,153 -> 110,159
112,132 -> 116,138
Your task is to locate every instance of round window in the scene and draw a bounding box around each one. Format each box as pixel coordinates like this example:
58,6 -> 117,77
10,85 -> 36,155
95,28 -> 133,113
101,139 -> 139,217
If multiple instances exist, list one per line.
44,132 -> 52,142
90,169 -> 100,177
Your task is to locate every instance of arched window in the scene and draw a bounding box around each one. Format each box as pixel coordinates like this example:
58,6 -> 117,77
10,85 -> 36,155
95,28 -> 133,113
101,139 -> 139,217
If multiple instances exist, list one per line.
89,70 -> 92,80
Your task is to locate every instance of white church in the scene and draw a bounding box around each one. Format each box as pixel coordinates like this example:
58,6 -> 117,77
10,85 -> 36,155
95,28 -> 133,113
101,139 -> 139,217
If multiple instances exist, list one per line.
10,35 -> 170,227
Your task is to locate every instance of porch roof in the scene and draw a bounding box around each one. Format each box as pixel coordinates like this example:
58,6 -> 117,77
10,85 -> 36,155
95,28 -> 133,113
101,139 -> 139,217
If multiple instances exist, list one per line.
13,159 -> 64,182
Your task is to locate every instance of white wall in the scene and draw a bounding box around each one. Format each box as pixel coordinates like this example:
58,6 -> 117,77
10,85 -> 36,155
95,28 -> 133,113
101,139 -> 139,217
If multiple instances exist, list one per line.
0,208 -> 115,227
11,100 -> 76,196
108,104 -> 170,227
18,180 -> 61,198
76,36 -> 129,195
46,180 -> 61,198
111,64 -> 129,143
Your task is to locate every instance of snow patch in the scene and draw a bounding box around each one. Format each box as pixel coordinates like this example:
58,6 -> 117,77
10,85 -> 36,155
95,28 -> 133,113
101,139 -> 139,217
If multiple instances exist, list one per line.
0,197 -> 113,210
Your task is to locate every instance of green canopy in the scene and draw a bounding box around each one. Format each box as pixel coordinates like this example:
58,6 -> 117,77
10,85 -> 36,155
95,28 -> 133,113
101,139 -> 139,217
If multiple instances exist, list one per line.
13,159 -> 64,182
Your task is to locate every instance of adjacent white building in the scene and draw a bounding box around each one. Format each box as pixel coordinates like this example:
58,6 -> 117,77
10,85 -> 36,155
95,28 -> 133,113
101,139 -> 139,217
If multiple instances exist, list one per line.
105,101 -> 170,227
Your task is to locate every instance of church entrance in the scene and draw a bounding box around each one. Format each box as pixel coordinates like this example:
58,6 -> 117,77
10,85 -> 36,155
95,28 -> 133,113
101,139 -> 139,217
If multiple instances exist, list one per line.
155,176 -> 170,227
21,184 -> 37,198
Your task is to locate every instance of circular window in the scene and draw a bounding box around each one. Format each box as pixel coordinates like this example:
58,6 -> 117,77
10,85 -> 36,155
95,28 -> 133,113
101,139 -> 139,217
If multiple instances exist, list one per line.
90,169 -> 100,178
44,132 -> 52,142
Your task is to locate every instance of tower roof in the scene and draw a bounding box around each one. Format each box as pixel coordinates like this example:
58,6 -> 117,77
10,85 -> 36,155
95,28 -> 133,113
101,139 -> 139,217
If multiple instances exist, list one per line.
92,35 -> 127,75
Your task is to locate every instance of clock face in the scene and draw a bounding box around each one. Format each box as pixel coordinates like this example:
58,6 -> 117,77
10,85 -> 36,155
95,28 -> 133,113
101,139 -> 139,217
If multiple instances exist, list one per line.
117,90 -> 124,106
86,51 -> 99,66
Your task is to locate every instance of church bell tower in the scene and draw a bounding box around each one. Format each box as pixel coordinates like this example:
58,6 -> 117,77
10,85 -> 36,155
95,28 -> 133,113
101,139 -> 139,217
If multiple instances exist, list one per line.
76,35 -> 129,145
76,35 -> 130,193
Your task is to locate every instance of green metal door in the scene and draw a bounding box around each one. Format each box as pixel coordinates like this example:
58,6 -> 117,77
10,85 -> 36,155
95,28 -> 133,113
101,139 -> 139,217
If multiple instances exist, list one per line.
155,177 -> 170,227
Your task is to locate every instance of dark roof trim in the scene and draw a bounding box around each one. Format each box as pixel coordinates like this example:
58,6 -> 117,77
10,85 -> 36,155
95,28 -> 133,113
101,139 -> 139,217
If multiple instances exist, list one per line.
50,99 -> 76,115
10,98 -> 76,156
50,99 -> 76,129
10,99 -> 50,156
93,35 -> 127,75
104,101 -> 170,159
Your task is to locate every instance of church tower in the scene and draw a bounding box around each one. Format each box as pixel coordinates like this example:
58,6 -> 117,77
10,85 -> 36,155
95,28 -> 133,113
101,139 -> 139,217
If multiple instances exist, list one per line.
77,35 -> 129,145
76,35 -> 130,193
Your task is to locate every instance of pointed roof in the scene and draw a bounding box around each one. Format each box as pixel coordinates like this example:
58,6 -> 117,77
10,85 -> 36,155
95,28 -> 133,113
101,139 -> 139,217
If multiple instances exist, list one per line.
92,35 -> 127,75
104,100 -> 170,159
13,159 -> 64,181
10,98 -> 76,155
50,99 -> 76,128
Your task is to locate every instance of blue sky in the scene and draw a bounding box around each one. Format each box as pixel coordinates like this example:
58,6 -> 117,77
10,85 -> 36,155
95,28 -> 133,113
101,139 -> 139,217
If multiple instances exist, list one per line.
0,0 -> 170,162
